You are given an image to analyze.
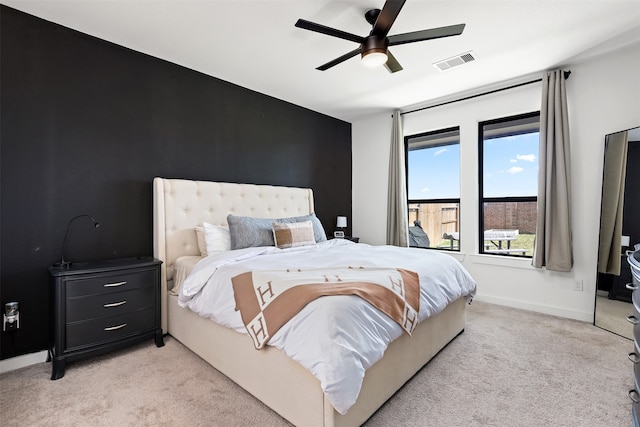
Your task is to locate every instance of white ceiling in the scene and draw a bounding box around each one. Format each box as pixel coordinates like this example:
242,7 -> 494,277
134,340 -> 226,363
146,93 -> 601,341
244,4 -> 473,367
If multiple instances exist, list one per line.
4,0 -> 640,123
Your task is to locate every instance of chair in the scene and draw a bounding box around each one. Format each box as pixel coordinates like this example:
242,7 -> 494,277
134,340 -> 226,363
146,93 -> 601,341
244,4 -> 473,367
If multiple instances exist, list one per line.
409,221 -> 430,248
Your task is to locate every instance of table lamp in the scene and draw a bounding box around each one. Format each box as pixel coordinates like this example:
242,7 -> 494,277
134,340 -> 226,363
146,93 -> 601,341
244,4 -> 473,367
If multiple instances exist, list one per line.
335,216 -> 347,238
55,214 -> 100,268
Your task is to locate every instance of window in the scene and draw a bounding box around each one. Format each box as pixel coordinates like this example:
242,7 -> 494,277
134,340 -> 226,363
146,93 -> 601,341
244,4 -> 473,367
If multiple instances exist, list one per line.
479,112 -> 539,257
405,127 -> 460,250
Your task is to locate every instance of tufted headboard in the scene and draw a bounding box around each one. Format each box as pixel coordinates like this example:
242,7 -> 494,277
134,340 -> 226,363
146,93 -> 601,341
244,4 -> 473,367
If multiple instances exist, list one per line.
153,177 -> 315,331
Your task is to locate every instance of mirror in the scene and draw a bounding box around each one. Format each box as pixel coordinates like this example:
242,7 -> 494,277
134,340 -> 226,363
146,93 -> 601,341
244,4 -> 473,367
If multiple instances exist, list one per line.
595,126 -> 640,339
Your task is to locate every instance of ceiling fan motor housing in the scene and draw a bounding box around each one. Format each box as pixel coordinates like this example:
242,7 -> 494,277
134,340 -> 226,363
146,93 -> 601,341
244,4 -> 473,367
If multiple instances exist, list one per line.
361,35 -> 389,58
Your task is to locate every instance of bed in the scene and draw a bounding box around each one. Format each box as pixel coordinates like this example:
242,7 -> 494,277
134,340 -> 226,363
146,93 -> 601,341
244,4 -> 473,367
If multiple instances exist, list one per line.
153,177 -> 476,427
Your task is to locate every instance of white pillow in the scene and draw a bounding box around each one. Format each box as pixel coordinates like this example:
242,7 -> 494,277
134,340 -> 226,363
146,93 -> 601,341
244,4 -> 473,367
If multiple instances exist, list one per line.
195,226 -> 207,256
203,222 -> 231,253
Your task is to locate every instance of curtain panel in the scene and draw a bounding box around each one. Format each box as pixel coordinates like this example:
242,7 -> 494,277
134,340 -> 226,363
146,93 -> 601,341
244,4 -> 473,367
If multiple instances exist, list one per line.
387,111 -> 409,247
597,131 -> 629,275
532,70 -> 573,272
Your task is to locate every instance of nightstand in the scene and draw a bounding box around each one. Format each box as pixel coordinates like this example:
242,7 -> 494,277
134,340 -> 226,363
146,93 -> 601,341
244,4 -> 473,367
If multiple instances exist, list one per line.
329,236 -> 360,243
48,257 -> 163,380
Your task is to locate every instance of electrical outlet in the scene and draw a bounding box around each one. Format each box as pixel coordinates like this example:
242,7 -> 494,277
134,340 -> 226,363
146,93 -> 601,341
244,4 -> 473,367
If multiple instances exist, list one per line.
3,302 -> 19,331
4,314 -> 18,331
573,279 -> 583,291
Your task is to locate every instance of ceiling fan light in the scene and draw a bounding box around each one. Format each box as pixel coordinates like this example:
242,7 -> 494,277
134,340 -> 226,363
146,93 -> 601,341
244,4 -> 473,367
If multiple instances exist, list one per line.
362,50 -> 388,67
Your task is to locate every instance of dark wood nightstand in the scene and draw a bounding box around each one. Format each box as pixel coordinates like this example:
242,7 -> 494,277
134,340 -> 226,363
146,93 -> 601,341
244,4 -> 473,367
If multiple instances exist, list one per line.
329,236 -> 359,243
48,257 -> 163,380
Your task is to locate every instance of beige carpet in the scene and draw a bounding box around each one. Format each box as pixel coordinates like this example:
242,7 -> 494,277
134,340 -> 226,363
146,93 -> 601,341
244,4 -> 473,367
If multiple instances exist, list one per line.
0,301 -> 633,427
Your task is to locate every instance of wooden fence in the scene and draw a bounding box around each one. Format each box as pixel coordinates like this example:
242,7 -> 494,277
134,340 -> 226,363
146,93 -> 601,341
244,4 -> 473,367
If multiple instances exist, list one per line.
409,203 -> 459,247
409,201 -> 537,247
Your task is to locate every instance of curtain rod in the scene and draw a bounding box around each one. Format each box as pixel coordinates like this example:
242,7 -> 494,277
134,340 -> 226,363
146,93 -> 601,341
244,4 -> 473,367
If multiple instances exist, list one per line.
401,70 -> 571,116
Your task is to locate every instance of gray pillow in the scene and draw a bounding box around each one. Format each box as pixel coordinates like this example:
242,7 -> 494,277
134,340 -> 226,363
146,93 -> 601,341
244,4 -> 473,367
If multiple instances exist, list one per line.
227,213 -> 327,250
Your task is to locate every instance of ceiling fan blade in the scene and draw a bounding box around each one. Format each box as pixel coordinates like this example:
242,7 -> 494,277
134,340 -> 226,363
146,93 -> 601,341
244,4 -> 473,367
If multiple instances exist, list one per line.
372,0 -> 407,37
316,47 -> 362,71
388,23 -> 466,46
295,19 -> 364,44
384,50 -> 403,73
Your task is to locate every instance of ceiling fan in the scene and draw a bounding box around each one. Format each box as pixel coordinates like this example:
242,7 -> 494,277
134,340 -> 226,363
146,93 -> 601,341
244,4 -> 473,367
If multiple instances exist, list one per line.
295,0 -> 465,73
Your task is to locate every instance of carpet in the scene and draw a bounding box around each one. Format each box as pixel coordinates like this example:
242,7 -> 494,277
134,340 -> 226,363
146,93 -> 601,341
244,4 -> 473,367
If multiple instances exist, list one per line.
0,301 -> 632,426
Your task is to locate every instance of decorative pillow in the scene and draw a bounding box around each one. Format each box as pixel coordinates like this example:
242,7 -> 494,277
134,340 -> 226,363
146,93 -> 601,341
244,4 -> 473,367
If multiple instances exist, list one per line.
279,213 -> 328,243
272,221 -> 316,249
227,215 -> 276,250
227,213 -> 328,250
195,226 -> 207,256
202,222 -> 231,253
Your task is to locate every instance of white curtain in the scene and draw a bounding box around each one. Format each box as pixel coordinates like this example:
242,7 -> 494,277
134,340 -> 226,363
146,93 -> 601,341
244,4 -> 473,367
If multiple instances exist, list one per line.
532,70 -> 573,271
386,111 -> 409,247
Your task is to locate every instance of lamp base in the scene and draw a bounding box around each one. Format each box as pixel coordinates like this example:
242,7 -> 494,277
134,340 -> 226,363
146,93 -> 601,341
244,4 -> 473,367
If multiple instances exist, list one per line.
52,261 -> 72,269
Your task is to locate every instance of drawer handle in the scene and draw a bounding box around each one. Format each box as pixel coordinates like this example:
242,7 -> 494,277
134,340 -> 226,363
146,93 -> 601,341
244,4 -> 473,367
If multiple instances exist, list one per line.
629,352 -> 640,364
627,283 -> 639,291
103,300 -> 127,308
629,389 -> 640,404
104,281 -> 127,288
104,323 -> 127,331
627,315 -> 639,325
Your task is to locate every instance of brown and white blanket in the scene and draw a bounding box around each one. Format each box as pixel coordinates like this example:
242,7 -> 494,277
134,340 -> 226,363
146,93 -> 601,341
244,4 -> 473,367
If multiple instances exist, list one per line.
232,266 -> 420,349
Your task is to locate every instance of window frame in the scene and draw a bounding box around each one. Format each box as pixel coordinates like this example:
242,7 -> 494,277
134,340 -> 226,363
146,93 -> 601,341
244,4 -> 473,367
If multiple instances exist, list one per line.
478,111 -> 540,257
405,126 -> 461,251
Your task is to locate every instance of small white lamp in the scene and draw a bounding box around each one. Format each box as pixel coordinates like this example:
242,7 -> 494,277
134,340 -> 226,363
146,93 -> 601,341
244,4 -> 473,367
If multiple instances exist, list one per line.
335,216 -> 347,238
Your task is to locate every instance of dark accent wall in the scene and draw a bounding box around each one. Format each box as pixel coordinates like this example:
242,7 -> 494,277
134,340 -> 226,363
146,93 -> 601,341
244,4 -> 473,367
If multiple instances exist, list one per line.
0,6 -> 352,359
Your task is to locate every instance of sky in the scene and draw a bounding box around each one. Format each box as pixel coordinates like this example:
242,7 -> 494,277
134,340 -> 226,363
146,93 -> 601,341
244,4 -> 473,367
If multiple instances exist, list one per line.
408,132 -> 539,200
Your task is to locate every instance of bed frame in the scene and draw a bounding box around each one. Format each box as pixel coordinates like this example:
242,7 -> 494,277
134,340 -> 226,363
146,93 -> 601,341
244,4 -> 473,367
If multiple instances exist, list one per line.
153,177 -> 466,427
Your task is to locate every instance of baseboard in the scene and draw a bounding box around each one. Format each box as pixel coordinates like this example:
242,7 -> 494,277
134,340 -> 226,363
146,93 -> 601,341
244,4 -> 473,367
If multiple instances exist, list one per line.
473,294 -> 594,323
0,350 -> 48,374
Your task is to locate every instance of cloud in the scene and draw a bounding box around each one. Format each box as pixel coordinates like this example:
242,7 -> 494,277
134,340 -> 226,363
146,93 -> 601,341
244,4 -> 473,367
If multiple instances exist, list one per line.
507,166 -> 524,174
421,187 -> 430,193
510,159 -> 517,163
434,148 -> 448,156
516,154 -> 536,162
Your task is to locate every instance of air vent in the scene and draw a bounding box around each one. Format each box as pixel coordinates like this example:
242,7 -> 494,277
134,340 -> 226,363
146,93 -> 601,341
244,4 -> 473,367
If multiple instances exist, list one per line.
433,51 -> 476,71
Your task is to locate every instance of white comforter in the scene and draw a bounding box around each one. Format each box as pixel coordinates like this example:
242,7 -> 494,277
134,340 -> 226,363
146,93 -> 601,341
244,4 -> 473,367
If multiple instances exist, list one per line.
178,239 -> 477,415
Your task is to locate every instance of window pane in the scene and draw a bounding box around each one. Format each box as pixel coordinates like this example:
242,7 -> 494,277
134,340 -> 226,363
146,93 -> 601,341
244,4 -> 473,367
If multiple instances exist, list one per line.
406,127 -> 460,251
483,132 -> 539,198
479,112 -> 539,257
409,203 -> 459,249
482,201 -> 537,257
407,130 -> 460,200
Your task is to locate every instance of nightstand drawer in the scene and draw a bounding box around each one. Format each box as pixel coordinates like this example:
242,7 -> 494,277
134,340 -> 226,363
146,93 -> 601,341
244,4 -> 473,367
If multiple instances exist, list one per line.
66,286 -> 155,323
66,307 -> 156,350
66,269 -> 156,297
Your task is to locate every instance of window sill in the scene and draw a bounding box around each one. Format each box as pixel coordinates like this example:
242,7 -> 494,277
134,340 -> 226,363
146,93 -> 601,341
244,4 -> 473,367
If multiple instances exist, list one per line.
468,253 -> 534,269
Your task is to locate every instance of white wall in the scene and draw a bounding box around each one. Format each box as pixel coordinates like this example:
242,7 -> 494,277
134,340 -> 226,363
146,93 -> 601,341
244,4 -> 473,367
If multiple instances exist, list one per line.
352,42 -> 640,322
